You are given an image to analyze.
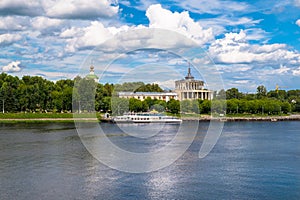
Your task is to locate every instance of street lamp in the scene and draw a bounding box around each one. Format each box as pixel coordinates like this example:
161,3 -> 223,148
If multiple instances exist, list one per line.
1,99 -> 4,114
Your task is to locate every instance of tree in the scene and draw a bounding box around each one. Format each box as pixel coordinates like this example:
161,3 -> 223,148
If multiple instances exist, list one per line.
76,78 -> 97,112
180,100 -> 190,113
198,99 -> 211,114
281,101 -> 291,114
257,85 -> 267,99
211,100 -> 226,114
134,83 -> 163,92
216,89 -> 226,100
226,88 -> 242,99
111,97 -> 129,115
226,99 -> 239,114
129,98 -> 148,112
167,99 -> 180,114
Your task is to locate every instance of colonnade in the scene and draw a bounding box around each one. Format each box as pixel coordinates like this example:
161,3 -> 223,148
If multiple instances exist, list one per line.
180,91 -> 212,100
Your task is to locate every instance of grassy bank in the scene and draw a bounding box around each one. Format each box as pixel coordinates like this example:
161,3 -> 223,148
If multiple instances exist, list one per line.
0,112 -> 102,123
0,113 -> 74,119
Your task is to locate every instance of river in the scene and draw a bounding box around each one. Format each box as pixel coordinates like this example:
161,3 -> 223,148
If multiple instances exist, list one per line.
0,121 -> 300,199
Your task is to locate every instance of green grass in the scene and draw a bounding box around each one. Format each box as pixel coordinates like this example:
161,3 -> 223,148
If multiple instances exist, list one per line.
0,119 -> 76,123
0,112 -> 102,119
0,112 -> 74,119
165,112 -> 291,118
225,113 -> 289,117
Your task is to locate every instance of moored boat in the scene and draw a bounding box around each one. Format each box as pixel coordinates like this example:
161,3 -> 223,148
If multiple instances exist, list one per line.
112,112 -> 182,124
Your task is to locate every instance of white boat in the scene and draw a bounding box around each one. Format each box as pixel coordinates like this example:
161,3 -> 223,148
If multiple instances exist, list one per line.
112,112 -> 182,124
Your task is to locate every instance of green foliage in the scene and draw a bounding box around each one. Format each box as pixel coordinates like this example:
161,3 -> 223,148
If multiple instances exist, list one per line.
180,100 -> 199,113
211,100 -> 226,114
226,88 -> 243,99
0,112 -> 73,119
167,99 -> 180,114
257,85 -> 267,99
111,97 -> 129,115
114,82 -> 144,92
226,99 -> 291,115
198,100 -> 211,114
0,73 -> 298,116
129,98 -> 148,112
215,89 -> 226,99
134,83 -> 164,92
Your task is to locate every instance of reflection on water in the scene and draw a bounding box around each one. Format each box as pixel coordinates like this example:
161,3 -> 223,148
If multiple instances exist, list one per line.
116,123 -> 168,138
0,122 -> 300,199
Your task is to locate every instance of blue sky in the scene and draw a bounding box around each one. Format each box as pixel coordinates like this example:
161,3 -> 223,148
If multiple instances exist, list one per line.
1,0 -> 300,92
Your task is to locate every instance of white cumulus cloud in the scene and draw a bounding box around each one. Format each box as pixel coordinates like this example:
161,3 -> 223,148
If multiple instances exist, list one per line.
44,0 -> 118,19
146,4 -> 213,45
0,16 -> 28,31
31,16 -> 63,30
61,4 -> 210,53
2,61 -> 22,72
292,67 -> 300,76
0,0 -> 42,16
0,33 -> 22,46
296,19 -> 300,27
61,21 -> 115,52
209,30 -> 300,65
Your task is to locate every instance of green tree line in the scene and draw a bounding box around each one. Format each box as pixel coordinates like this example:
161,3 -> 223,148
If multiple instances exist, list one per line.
0,73 -> 299,115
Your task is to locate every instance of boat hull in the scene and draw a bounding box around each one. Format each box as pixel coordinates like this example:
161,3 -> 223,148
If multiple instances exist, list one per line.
112,113 -> 182,124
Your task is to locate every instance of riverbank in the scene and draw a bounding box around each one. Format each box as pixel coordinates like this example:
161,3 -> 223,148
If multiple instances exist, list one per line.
181,114 -> 300,121
0,113 -> 300,123
0,118 -> 99,123
0,113 -> 99,123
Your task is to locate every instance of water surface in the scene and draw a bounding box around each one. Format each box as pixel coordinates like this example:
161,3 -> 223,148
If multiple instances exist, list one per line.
0,121 -> 300,199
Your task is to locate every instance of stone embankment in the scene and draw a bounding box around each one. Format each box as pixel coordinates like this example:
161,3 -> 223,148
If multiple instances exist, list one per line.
182,115 -> 300,122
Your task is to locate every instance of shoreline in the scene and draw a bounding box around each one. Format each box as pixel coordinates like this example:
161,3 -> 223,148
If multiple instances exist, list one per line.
181,115 -> 300,122
0,118 -> 98,123
0,115 -> 300,123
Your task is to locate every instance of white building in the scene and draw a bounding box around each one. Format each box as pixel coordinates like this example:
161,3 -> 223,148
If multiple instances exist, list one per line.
175,67 -> 213,101
118,92 -> 178,102
118,67 -> 213,101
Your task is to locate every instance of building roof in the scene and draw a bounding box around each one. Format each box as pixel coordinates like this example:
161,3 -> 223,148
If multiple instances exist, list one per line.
85,65 -> 99,80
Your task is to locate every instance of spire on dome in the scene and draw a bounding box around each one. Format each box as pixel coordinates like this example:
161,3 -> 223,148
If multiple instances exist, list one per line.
90,65 -> 94,73
85,61 -> 99,82
185,63 -> 194,80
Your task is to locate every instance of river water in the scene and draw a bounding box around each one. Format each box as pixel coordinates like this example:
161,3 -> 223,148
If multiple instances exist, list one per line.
0,121 -> 300,199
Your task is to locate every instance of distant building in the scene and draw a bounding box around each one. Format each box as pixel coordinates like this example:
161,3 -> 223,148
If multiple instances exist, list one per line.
118,92 -> 178,102
117,66 -> 213,102
175,67 -> 213,101
85,65 -> 99,82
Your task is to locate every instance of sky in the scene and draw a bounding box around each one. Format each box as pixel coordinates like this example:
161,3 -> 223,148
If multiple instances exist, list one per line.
1,0 -> 300,92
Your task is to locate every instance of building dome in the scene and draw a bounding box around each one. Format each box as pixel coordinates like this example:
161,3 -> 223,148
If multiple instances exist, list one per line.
85,65 -> 99,82
175,66 -> 212,100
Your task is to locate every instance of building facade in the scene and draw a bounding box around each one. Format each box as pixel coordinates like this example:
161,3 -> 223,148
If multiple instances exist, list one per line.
118,92 -> 178,102
175,67 -> 213,101
117,67 -> 213,101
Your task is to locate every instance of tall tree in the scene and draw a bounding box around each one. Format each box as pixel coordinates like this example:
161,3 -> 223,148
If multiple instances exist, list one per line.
257,85 -> 267,99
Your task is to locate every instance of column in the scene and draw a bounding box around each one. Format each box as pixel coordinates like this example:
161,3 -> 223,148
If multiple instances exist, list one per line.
201,92 -> 203,100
